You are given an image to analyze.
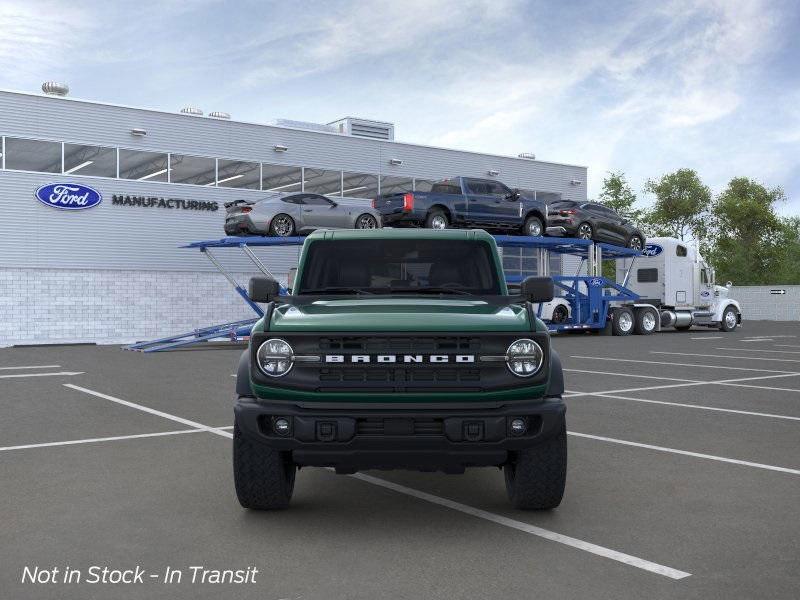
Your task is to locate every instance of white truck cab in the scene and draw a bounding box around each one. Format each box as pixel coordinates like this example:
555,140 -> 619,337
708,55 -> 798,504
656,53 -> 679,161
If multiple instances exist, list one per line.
616,237 -> 742,332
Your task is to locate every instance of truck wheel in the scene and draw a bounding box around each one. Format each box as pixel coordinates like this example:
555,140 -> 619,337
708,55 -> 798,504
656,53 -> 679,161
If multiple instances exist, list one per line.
504,422 -> 567,510
720,306 -> 738,332
425,209 -> 449,230
633,307 -> 657,335
611,307 -> 634,336
233,422 -> 296,510
523,215 -> 543,237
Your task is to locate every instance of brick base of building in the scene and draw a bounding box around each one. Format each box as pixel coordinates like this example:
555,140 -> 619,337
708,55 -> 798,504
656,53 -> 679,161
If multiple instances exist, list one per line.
0,268 -> 265,346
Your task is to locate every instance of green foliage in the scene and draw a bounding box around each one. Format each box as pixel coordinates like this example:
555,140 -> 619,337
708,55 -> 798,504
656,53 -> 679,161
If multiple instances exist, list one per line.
642,169 -> 711,241
707,178 -> 796,285
598,171 -> 641,221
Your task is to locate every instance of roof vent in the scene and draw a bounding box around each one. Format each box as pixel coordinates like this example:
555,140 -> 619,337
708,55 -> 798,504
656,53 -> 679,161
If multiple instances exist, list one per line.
180,106 -> 203,116
42,82 -> 69,96
208,111 -> 231,119
269,119 -> 337,134
518,152 -> 536,160
328,117 -> 394,141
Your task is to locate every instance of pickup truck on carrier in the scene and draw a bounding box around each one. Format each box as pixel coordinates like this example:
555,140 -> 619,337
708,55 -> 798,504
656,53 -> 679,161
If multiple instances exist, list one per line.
233,229 -> 567,510
373,177 -> 550,236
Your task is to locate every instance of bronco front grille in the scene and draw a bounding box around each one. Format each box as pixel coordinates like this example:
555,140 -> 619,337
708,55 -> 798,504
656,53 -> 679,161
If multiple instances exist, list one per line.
318,336 -> 482,353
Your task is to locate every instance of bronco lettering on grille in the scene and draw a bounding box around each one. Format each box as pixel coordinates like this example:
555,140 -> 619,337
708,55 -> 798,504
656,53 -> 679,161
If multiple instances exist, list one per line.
324,354 -> 475,364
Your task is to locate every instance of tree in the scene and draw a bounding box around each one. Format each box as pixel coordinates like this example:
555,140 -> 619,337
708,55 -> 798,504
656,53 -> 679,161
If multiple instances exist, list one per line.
642,169 -> 711,241
598,171 -> 641,221
707,178 -> 788,285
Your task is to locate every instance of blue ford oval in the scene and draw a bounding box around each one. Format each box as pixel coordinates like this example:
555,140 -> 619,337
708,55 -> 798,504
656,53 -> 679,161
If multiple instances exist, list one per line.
642,243 -> 663,257
35,183 -> 102,210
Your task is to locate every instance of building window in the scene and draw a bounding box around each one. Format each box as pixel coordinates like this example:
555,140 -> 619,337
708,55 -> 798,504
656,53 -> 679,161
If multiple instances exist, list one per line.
170,154 -> 216,186
262,164 -> 302,192
379,175 -> 413,195
304,168 -> 342,196
217,159 -> 260,189
63,143 -> 117,177
341,172 -> 379,198
119,149 -> 169,182
4,137 -> 61,173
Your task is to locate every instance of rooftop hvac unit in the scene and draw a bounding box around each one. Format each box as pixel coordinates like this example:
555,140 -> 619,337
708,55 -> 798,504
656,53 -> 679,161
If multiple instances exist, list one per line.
42,82 -> 69,96
328,117 -> 395,141
208,111 -> 231,119
180,106 -> 203,116
518,152 -> 536,160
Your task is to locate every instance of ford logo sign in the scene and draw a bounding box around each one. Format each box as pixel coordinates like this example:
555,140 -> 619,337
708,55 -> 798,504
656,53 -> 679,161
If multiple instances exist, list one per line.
35,183 -> 102,210
641,243 -> 663,257
588,277 -> 604,287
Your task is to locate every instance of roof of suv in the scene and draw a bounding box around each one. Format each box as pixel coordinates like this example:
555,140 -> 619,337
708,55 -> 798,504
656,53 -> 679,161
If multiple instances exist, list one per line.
305,228 -> 497,242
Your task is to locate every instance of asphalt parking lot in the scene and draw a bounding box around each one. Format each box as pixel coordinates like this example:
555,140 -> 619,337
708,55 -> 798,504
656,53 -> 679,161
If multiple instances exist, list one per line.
1,321 -> 799,599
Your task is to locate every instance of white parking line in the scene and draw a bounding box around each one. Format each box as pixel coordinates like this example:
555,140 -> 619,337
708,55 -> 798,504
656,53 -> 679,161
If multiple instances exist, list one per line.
652,351 -> 800,364
570,355 -> 799,374
563,369 -> 703,383
0,426 -> 235,453
739,338 -> 774,343
0,364 -> 61,370
61,384 -> 691,580
0,371 -> 84,379
569,432 -> 800,475
564,372 -> 800,398
715,347 -> 800,354
776,344 -> 800,349
567,391 -> 800,421
351,472 -> 691,580
63,384 -> 233,439
690,336 -> 724,340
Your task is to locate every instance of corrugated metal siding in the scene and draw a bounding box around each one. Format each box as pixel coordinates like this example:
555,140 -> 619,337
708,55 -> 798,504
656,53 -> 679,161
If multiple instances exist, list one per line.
0,90 -> 588,273
730,286 -> 800,321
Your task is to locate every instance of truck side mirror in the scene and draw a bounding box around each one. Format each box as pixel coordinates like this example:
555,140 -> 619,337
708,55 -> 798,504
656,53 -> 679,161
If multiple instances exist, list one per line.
520,276 -> 554,303
726,281 -> 732,288
248,276 -> 281,303
287,267 -> 297,293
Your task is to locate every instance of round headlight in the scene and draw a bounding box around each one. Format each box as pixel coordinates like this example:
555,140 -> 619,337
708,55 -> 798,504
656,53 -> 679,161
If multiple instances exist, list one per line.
506,338 -> 543,377
257,338 -> 294,377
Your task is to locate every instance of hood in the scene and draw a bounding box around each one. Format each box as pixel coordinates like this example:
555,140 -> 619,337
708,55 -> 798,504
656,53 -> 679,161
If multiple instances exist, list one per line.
269,298 -> 531,332
714,284 -> 730,299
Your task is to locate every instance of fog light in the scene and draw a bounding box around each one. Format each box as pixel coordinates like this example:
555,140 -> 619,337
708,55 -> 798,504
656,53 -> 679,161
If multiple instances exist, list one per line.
273,417 -> 291,436
510,418 -> 527,436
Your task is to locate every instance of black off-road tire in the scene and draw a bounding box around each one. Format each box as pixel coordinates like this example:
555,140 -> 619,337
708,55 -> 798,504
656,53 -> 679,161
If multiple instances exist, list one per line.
233,422 -> 296,510
551,304 -> 569,324
504,422 -> 567,510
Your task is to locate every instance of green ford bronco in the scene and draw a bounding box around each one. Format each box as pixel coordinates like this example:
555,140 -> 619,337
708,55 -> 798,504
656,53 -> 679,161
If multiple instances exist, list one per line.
233,229 -> 566,510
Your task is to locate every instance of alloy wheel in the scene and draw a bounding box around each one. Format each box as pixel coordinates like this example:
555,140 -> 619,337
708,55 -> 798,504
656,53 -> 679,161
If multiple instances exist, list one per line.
272,216 -> 293,237
430,215 -> 447,229
629,236 -> 643,250
578,224 -> 592,239
357,215 -> 377,229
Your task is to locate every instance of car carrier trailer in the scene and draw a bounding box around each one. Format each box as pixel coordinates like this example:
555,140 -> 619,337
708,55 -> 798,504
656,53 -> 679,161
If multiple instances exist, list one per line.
127,232 -> 742,352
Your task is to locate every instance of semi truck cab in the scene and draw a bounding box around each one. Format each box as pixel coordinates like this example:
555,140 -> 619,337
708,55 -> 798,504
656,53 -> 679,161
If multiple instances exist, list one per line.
617,237 -> 741,332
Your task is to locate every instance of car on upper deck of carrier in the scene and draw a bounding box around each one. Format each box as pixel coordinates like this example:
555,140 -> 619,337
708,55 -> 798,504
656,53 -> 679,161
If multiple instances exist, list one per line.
232,228 -> 567,511
546,199 -> 646,250
224,192 -> 382,237
372,177 -> 555,237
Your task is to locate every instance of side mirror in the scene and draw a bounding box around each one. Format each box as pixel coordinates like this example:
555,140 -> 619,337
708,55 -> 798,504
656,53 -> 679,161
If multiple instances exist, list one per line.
505,188 -> 521,200
248,276 -> 281,303
287,267 -> 297,293
330,201 -> 338,208
726,281 -> 732,288
520,276 -> 554,303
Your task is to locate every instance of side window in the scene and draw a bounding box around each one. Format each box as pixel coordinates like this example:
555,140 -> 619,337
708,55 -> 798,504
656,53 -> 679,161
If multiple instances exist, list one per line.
487,181 -> 511,197
282,195 -> 303,204
676,245 -> 688,257
304,195 -> 334,206
637,268 -> 659,283
701,269 -> 709,284
430,181 -> 461,194
466,180 -> 490,195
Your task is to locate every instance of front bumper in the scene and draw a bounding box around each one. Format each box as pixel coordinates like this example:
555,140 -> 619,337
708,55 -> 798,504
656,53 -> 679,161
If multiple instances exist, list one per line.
234,397 -> 565,473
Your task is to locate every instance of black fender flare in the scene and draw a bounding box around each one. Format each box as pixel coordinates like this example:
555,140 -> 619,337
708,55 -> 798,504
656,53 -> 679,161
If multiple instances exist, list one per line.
545,348 -> 564,397
236,349 -> 254,397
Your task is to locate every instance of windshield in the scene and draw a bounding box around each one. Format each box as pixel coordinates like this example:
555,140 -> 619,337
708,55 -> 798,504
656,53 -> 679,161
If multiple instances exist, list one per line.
297,239 -> 502,295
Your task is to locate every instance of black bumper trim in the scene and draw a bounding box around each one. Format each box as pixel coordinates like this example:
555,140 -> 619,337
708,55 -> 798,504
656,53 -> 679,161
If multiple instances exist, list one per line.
234,397 -> 565,471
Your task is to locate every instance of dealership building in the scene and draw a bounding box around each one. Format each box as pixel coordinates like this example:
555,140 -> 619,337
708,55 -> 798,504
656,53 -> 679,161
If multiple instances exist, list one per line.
0,85 -> 589,346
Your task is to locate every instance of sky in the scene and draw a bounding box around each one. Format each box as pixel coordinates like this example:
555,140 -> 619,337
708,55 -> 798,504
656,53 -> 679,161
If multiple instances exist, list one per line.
2,0 -> 799,213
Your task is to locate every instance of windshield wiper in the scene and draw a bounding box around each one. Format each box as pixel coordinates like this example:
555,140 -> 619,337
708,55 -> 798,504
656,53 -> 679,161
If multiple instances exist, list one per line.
299,287 -> 376,295
408,286 -> 476,296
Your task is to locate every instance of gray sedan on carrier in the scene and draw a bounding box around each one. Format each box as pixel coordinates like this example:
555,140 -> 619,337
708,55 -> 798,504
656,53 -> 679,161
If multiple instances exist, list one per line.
224,192 -> 382,237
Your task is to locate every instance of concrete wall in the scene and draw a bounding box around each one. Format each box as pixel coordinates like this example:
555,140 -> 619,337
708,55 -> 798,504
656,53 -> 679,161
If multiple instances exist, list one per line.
730,286 -> 800,322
